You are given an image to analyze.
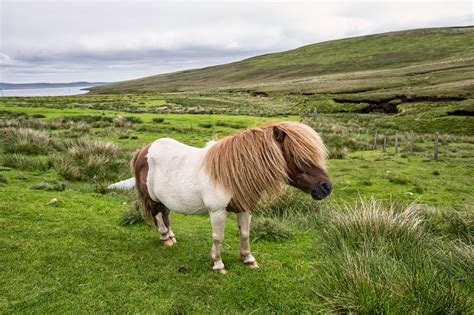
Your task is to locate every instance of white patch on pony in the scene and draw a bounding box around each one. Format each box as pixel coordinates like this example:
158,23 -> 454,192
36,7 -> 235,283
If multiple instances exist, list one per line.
243,254 -> 256,264
145,138 -> 230,214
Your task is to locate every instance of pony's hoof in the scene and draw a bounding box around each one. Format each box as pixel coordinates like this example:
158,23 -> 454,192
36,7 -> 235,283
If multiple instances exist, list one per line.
161,238 -> 174,247
215,268 -> 228,274
245,261 -> 259,269
170,236 -> 177,244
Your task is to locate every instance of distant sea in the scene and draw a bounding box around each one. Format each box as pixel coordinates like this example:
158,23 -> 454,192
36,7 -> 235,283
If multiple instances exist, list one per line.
1,86 -> 93,97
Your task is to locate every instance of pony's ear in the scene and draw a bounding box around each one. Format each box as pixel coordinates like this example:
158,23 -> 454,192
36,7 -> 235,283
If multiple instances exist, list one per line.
273,126 -> 286,143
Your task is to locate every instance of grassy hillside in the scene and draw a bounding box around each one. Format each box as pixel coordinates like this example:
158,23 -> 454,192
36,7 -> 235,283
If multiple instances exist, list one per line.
90,26 -> 474,94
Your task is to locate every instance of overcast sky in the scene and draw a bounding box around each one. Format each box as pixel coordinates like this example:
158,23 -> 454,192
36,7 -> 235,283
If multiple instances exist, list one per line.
1,0 -> 472,83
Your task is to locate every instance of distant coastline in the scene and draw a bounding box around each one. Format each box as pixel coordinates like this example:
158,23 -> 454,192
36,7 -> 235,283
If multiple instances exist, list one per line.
0,82 -> 110,90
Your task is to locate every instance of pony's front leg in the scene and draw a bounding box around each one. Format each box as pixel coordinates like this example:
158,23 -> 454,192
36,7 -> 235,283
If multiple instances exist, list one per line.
237,212 -> 258,268
210,209 -> 228,274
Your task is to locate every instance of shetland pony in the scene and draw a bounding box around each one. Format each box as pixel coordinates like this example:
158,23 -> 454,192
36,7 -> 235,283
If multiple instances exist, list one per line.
109,121 -> 332,273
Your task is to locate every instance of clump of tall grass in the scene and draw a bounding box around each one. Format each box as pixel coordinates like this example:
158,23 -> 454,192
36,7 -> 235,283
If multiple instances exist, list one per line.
1,128 -> 53,155
2,154 -> 50,171
250,217 -> 293,242
313,200 -> 472,313
421,206 -> 473,244
328,146 -> 348,159
68,121 -> 91,133
255,188 -> 316,221
52,138 -> 127,181
120,201 -> 144,225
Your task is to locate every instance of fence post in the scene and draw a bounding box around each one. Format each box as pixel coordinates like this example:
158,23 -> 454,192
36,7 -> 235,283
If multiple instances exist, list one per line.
366,129 -> 370,150
373,131 -> 378,149
383,135 -> 387,152
409,130 -> 414,154
395,132 -> 399,153
434,132 -> 439,160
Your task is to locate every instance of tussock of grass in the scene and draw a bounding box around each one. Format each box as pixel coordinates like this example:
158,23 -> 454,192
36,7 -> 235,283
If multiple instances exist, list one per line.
328,146 -> 348,159
198,123 -> 213,128
52,139 -> 126,181
30,180 -> 66,191
313,200 -> 472,313
386,173 -> 411,185
152,117 -> 165,123
255,188 -> 317,221
421,206 -> 473,244
2,154 -> 50,171
68,121 -> 90,133
0,173 -> 7,184
1,128 -> 53,155
51,155 -> 83,180
120,201 -> 144,225
250,217 -> 293,242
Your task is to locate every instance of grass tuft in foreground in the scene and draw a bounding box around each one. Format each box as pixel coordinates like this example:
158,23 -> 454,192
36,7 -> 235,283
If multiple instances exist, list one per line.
313,199 -> 472,313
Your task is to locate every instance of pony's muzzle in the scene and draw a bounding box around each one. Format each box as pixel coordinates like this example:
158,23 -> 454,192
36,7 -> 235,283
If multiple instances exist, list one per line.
311,181 -> 332,200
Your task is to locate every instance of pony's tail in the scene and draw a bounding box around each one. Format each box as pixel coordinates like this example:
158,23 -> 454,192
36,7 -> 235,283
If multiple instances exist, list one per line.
130,148 -> 141,174
129,145 -> 158,227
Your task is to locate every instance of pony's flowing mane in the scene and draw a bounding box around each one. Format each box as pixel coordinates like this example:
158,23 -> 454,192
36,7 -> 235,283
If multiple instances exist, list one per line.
203,121 -> 327,212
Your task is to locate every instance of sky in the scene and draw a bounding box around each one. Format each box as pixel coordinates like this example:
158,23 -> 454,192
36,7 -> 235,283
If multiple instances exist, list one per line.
1,0 -> 473,83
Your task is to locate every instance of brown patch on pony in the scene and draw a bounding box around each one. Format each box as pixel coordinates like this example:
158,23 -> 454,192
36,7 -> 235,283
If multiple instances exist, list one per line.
131,144 -> 169,227
226,198 -> 242,213
203,121 -> 327,212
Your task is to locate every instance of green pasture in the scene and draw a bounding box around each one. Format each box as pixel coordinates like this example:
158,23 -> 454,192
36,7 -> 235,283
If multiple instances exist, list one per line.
0,94 -> 472,313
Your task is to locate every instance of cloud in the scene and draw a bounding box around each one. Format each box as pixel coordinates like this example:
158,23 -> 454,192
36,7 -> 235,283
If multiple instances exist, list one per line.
1,0 -> 472,82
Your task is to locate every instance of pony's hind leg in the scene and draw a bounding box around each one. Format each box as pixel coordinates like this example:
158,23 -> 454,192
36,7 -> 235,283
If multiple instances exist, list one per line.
153,204 -> 176,247
237,212 -> 258,268
210,209 -> 228,273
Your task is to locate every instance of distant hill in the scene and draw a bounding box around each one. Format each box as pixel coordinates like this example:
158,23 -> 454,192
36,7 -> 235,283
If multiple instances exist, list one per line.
0,82 -> 110,90
89,26 -> 474,94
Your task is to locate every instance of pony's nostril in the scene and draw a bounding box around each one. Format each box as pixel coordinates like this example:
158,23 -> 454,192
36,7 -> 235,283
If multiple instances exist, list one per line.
320,182 -> 332,195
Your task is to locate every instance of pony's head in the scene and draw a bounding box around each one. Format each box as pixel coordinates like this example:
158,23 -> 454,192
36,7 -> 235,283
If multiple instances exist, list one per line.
204,121 -> 331,212
272,122 -> 332,200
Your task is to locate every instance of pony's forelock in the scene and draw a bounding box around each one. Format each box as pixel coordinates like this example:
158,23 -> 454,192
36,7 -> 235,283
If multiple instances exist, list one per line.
203,121 -> 327,212
276,122 -> 327,171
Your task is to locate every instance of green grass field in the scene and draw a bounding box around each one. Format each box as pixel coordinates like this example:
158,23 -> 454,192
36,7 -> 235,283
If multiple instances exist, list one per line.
0,93 -> 472,313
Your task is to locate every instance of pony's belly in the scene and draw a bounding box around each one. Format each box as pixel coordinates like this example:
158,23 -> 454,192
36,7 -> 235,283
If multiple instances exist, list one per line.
150,168 -> 208,214
154,189 -> 208,215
